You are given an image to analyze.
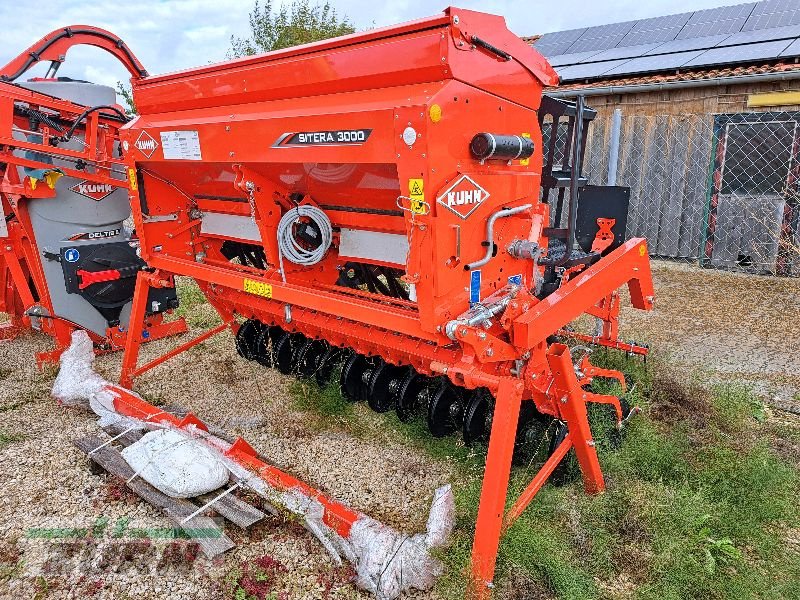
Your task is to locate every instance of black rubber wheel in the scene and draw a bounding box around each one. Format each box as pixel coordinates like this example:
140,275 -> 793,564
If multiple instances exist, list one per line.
427,381 -> 463,438
367,360 -> 401,413
235,320 -> 262,360
340,353 -> 374,401
463,388 -> 492,445
395,369 -> 424,422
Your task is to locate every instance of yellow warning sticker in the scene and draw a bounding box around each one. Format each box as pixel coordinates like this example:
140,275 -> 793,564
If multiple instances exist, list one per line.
520,132 -> 531,166
408,178 -> 427,214
243,278 -> 273,298
128,168 -> 138,191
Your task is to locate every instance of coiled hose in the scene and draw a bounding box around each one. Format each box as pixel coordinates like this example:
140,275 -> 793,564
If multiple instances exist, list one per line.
276,205 -> 332,266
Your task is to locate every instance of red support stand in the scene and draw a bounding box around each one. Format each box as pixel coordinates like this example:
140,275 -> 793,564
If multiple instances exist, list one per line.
469,343 -> 606,599
120,271 -> 235,387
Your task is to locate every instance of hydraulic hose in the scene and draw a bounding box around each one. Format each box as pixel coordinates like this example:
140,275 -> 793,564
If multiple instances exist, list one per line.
60,105 -> 130,142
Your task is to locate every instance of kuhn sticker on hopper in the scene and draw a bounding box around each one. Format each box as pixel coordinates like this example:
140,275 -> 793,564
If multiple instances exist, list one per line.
9,6 -> 654,599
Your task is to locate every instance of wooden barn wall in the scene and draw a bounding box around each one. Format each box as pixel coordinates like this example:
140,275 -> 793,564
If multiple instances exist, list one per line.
572,79 -> 800,271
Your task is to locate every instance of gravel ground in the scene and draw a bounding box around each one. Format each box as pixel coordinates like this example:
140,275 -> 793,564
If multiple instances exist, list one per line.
0,260 -> 797,599
0,326 -> 452,600
621,260 -> 800,411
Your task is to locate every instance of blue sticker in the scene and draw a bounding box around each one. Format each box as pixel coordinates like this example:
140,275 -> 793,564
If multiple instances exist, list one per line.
64,248 -> 80,263
508,274 -> 522,286
470,270 -> 481,304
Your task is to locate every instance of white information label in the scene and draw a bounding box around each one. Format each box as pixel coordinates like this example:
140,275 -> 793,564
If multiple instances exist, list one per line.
160,130 -> 202,160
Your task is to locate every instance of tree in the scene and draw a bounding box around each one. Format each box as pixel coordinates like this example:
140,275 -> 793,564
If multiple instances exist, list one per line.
229,0 -> 354,58
116,81 -> 137,115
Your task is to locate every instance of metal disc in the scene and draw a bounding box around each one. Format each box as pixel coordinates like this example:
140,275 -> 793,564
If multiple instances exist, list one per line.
235,320 -> 262,360
292,338 -> 314,375
340,353 -> 373,401
512,407 -> 548,466
427,381 -> 463,438
296,339 -> 328,379
286,333 -> 308,374
315,347 -> 341,386
272,332 -> 303,374
463,388 -> 493,445
395,369 -> 424,422
253,326 -> 280,367
367,360 -> 401,413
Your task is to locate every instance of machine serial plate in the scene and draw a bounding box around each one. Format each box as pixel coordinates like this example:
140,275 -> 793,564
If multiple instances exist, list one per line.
243,278 -> 273,298
273,129 -> 372,147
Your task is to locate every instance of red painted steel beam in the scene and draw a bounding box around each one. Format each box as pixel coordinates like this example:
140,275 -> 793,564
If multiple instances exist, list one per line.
0,25 -> 147,81
107,384 -> 360,537
513,239 -> 654,350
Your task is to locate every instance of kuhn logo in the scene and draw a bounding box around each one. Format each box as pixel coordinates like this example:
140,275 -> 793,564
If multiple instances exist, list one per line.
134,131 -> 158,158
436,175 -> 491,219
69,180 -> 116,201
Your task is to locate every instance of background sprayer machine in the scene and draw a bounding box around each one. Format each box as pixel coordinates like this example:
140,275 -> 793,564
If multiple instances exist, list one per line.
1,7 -> 654,598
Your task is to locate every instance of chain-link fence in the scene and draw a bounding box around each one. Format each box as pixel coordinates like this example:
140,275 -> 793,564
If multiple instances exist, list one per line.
575,108 -> 800,277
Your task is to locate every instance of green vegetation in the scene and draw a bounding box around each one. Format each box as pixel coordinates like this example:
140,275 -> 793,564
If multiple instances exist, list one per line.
290,350 -> 800,599
0,430 -> 23,447
229,0 -> 354,59
174,278 -> 221,329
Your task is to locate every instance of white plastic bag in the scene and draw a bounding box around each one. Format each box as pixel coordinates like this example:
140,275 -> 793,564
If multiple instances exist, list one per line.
122,429 -> 229,498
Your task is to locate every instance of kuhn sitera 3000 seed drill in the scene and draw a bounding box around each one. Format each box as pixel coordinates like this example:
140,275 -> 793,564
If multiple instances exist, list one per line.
7,6 -> 655,598
114,6 -> 654,595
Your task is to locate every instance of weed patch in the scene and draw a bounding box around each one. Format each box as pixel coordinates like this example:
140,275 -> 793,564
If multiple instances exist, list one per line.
0,430 -> 23,447
224,554 -> 287,600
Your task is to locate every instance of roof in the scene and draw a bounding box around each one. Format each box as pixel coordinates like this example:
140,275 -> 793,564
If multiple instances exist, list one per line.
531,0 -> 800,86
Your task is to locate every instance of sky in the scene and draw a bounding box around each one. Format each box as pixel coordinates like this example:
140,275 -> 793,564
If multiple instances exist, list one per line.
0,0 -> 746,94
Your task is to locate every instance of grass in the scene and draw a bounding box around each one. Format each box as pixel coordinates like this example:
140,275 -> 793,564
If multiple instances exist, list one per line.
174,278 -> 222,329
0,430 -> 24,447
290,350 -> 800,600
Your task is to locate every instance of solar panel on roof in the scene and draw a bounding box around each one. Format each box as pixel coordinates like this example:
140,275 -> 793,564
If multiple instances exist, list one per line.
743,0 -> 800,30
583,43 -> 665,63
683,38 -> 793,67
536,0 -> 800,83
642,34 -> 732,54
548,50 -> 606,67
721,23 -> 800,45
676,2 -> 757,39
564,21 -> 638,54
617,12 -> 692,47
599,50 -> 706,77
556,59 -> 630,81
619,28 -> 681,47
779,36 -> 800,56
534,28 -> 587,56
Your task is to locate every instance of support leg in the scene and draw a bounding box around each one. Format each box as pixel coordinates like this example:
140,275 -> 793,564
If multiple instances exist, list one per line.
119,271 -> 151,388
546,343 -> 605,494
470,377 -> 524,598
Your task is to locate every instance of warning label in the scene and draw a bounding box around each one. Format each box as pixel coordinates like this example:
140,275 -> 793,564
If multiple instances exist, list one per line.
160,130 -> 202,160
408,178 -> 427,215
